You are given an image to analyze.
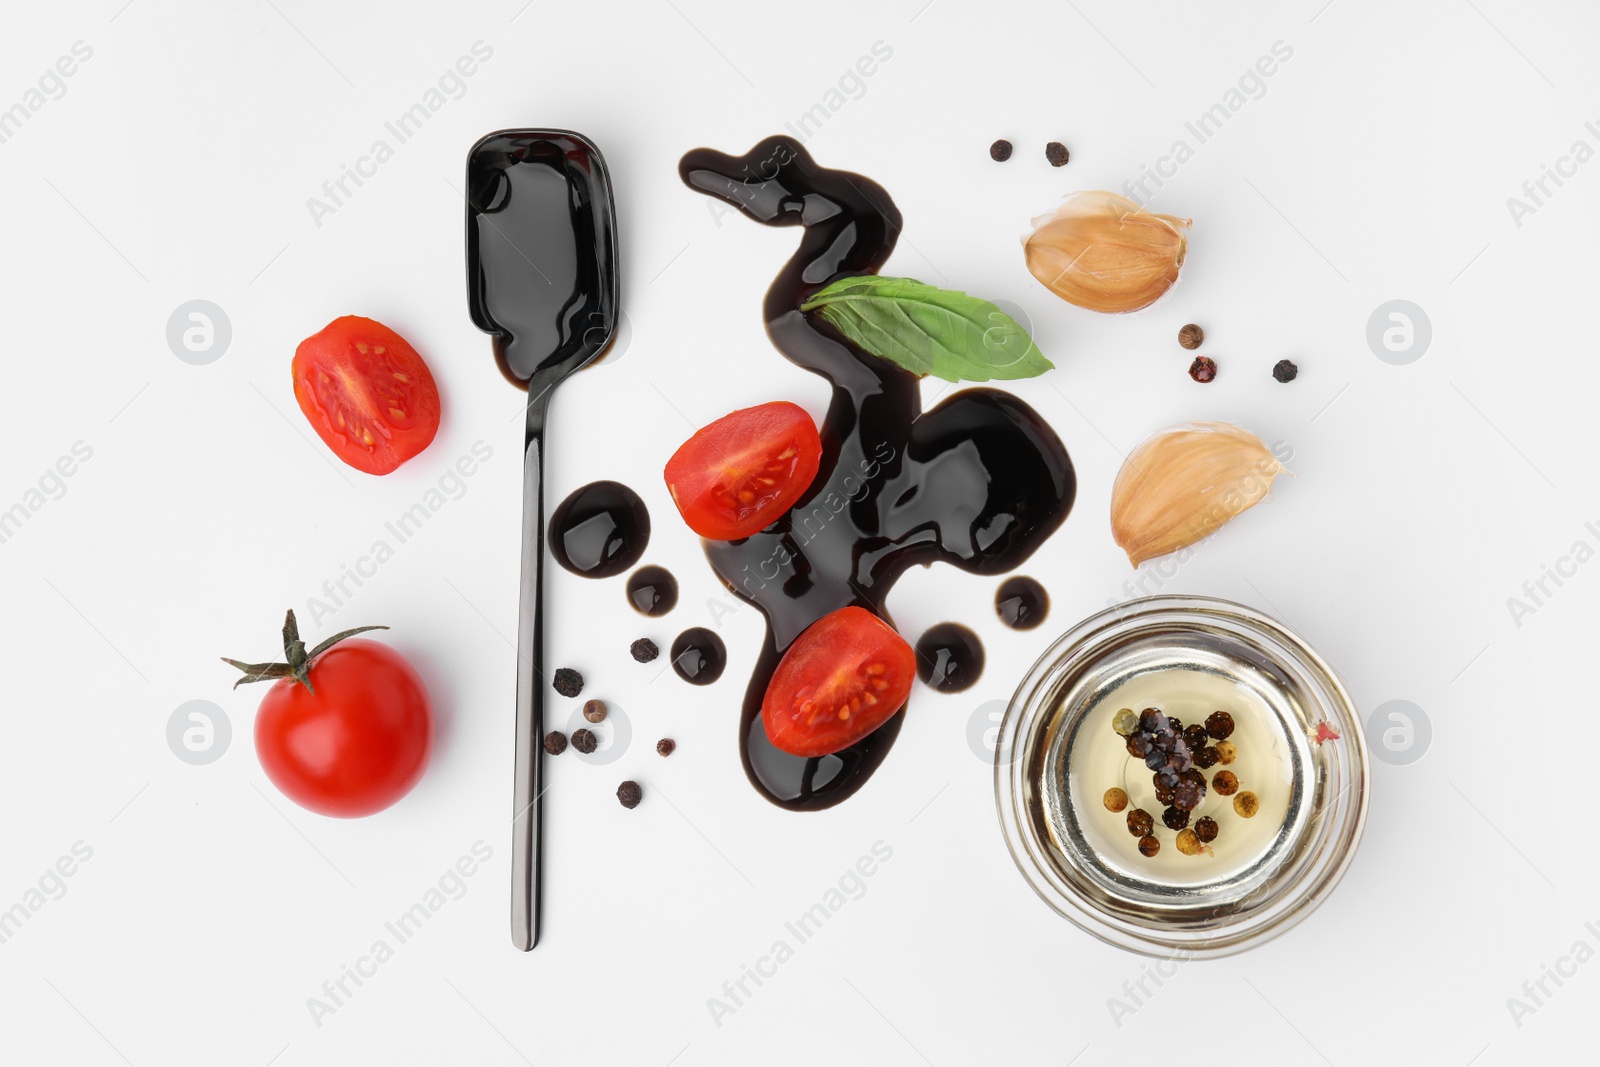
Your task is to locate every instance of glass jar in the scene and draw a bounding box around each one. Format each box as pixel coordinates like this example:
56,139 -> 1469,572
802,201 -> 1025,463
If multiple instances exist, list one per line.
994,595 -> 1369,958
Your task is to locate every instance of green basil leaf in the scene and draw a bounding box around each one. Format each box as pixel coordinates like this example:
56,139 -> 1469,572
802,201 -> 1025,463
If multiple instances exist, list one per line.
799,275 -> 1054,383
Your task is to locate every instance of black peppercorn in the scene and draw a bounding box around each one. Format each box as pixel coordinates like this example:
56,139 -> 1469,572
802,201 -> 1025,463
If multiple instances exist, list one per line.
990,139 -> 1013,162
1188,356 -> 1217,383
1162,805 -> 1191,831
1045,141 -> 1070,166
1205,710 -> 1235,740
1138,835 -> 1161,857
617,780 -> 642,809
630,638 -> 659,663
1138,708 -> 1166,734
1194,745 -> 1220,770
543,731 -> 568,755
552,667 -> 583,698
1272,359 -> 1298,383
1144,748 -> 1167,771
571,728 -> 598,754
1194,816 -> 1219,844
1164,740 -> 1193,774
1127,808 -> 1154,837
1126,732 -> 1152,758
1182,724 -> 1208,750
656,738 -> 676,757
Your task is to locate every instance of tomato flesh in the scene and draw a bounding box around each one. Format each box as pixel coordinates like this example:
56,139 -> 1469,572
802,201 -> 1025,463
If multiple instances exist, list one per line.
762,606 -> 915,757
254,639 -> 433,818
292,316 -> 441,475
664,401 -> 822,540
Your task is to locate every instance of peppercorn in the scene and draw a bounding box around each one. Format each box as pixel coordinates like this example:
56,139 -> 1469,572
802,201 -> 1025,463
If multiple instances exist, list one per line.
1188,356 -> 1217,383
1173,781 -> 1202,812
543,731 -> 568,756
1166,717 -> 1183,734
1154,767 -> 1180,791
656,738 -> 676,757
1127,808 -> 1154,837
1154,777 -> 1177,805
1194,745 -> 1220,770
583,699 -> 608,723
1272,359 -> 1298,383
1138,835 -> 1161,857
1205,710 -> 1235,740
1181,768 -> 1207,790
1138,708 -> 1166,734
1211,770 -> 1239,796
1112,708 -> 1140,736
1162,805 -> 1190,831
1214,740 -> 1238,765
630,638 -> 659,663
1182,724 -> 1208,750
1165,741 -> 1193,774
1194,816 -> 1219,843
1144,748 -> 1167,771
1104,787 -> 1129,813
617,780 -> 643,809
990,139 -> 1013,162
1126,732 -> 1152,759
1045,141 -> 1070,167
1233,791 -> 1259,818
1175,828 -> 1201,856
1178,324 -> 1204,350
571,728 -> 598,754
552,667 -> 583,698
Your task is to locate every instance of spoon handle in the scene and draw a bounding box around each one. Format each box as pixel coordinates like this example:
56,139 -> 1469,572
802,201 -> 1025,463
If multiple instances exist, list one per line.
510,431 -> 545,951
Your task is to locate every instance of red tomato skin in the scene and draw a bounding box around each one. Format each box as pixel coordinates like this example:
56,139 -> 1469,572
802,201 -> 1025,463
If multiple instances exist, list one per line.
664,401 -> 823,540
761,606 -> 915,757
292,316 -> 441,476
253,639 -> 433,818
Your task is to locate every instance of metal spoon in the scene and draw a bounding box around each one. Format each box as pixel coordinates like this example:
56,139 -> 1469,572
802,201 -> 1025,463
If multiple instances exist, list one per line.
464,129 -> 619,951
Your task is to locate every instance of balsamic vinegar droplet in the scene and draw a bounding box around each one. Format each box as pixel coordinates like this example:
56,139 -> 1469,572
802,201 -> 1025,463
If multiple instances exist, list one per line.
914,623 -> 985,693
996,576 -> 1049,631
548,481 -> 650,578
625,565 -> 679,616
670,627 -> 727,686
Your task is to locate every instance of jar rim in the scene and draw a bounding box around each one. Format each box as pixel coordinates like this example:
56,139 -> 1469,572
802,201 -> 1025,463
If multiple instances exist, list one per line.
993,595 -> 1370,958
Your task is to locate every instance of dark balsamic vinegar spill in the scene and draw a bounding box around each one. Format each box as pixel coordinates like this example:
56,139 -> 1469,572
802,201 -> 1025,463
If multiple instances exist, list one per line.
548,481 -> 650,578
996,576 -> 1050,631
626,565 -> 679,616
670,627 -> 727,685
914,623 -> 985,693
679,137 -> 1076,811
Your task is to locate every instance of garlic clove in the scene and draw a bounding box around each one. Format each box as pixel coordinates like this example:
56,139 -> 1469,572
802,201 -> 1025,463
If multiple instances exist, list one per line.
1024,191 -> 1191,314
1110,422 -> 1288,566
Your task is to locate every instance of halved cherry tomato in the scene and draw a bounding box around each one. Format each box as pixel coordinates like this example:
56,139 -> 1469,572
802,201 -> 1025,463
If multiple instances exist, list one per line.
664,401 -> 822,540
762,606 -> 915,757
292,316 -> 441,475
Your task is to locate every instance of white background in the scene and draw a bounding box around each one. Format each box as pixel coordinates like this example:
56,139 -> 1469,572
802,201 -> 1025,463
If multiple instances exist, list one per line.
2,1 -> 1596,1064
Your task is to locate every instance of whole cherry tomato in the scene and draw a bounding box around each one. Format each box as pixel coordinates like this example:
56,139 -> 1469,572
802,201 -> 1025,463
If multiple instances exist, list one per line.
226,612 -> 432,817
